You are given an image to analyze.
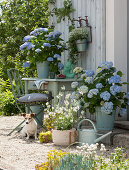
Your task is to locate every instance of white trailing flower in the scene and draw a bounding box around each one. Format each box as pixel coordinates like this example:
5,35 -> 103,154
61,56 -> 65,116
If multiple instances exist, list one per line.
73,67 -> 83,74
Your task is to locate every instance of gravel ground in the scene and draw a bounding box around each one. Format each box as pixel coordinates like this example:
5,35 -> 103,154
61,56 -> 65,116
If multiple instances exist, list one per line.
0,116 -> 128,170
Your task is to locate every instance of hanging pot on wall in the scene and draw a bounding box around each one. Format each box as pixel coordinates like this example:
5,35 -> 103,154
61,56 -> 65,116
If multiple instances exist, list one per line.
76,39 -> 88,52
36,61 -> 49,78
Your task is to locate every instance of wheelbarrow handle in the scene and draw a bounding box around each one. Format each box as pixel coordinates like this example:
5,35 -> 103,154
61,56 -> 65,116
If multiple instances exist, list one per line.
77,119 -> 97,132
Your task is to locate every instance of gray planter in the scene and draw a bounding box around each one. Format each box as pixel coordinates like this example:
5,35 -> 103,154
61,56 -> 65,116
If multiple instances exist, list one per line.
76,39 -> 88,52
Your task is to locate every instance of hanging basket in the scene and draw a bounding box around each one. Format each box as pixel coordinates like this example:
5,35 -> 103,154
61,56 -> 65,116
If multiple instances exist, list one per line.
76,39 -> 88,52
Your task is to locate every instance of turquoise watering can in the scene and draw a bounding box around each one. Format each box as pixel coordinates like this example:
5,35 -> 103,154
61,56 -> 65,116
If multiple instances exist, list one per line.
77,119 -> 112,146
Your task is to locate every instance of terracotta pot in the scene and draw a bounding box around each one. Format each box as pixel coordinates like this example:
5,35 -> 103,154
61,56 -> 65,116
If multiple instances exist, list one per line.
52,128 -> 77,146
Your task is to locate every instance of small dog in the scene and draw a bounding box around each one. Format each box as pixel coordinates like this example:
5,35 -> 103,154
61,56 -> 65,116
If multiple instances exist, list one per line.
21,113 -> 38,140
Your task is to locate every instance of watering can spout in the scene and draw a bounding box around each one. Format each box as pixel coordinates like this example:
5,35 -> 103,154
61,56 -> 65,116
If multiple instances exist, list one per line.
94,131 -> 112,143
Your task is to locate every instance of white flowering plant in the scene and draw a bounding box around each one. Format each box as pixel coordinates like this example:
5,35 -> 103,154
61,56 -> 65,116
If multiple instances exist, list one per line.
20,27 -> 65,73
71,62 -> 129,116
44,86 -> 80,130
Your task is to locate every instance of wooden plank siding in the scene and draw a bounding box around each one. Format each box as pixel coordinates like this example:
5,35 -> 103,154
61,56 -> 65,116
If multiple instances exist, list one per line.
49,0 -> 106,120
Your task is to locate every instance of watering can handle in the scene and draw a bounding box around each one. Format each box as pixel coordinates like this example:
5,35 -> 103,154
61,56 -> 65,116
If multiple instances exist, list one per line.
77,119 -> 97,132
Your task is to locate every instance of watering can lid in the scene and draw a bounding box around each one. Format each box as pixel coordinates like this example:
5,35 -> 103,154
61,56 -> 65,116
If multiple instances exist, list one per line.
77,119 -> 97,132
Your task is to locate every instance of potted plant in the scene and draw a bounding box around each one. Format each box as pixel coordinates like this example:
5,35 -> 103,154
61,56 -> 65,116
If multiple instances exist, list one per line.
71,61 -> 129,130
69,27 -> 89,53
44,87 -> 80,146
20,28 -> 65,78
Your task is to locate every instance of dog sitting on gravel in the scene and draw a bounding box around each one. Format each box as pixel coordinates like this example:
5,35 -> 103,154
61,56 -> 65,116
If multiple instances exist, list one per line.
21,113 -> 38,140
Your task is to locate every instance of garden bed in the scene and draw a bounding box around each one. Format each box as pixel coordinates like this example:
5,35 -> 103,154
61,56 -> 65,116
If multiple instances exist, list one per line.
0,116 -> 128,170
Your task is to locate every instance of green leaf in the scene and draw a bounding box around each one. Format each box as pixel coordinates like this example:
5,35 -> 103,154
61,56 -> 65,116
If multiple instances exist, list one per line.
117,71 -> 123,77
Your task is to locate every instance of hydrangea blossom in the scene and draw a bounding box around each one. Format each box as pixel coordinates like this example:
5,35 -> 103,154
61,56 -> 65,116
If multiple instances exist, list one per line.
125,92 -> 129,100
78,85 -> 88,94
47,57 -> 53,62
81,73 -> 87,79
23,35 -> 35,42
23,61 -> 30,68
54,54 -> 61,58
99,61 -> 113,69
70,91 -> 80,100
85,77 -> 93,84
101,102 -> 113,114
71,82 -> 79,88
109,75 -> 121,84
30,27 -> 48,35
96,83 -> 103,89
20,42 -> 35,51
87,89 -> 99,98
58,62 -> 64,70
43,43 -> 51,47
110,85 -> 121,95
73,67 -> 83,74
35,48 -> 41,52
119,108 -> 127,116
100,91 -> 111,101
85,70 -> 94,77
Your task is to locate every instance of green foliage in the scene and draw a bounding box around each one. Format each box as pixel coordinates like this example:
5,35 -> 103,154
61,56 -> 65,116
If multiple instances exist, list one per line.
53,0 -> 75,23
56,154 -> 93,170
0,89 -> 19,116
0,0 -> 49,80
38,131 -> 52,143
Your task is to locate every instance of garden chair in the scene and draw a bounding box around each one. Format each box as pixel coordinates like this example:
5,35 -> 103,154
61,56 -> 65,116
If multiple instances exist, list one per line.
7,68 -> 53,136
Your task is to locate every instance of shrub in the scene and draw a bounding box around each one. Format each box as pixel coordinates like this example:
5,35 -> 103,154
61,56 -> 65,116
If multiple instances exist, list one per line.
38,131 -> 52,143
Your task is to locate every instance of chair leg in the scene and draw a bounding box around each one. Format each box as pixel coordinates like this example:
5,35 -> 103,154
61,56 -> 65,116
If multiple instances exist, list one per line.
7,120 -> 25,136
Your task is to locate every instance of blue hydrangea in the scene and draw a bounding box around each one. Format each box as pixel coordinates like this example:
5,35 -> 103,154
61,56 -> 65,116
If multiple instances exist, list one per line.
110,85 -> 121,95
78,85 -> 88,94
43,43 -> 51,47
99,61 -> 113,69
35,48 -> 41,52
101,102 -> 113,114
20,42 -> 35,51
85,77 -> 93,84
48,31 -> 62,39
23,61 -> 30,68
23,35 -> 35,42
85,70 -> 94,77
47,57 -> 53,62
57,45 -> 62,49
109,75 -> 121,84
87,89 -> 99,98
96,83 -> 103,89
70,91 -> 80,100
71,82 -> 79,88
54,54 -> 61,58
119,108 -> 127,116
46,37 -> 51,41
100,91 -> 111,101
30,28 -> 48,35
58,62 -> 64,70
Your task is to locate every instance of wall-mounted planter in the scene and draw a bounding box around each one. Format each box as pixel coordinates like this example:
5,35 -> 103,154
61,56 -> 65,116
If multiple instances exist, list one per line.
76,39 -> 88,52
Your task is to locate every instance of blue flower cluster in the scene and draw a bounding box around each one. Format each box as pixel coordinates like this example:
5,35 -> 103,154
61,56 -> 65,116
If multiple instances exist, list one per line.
30,28 -> 48,35
35,48 -> 41,53
85,77 -> 93,84
71,82 -> 79,88
109,75 -> 121,84
101,102 -> 113,114
100,91 -> 111,101
20,42 -> 35,51
47,31 -> 62,40
58,62 -> 64,70
85,70 -> 94,77
99,61 -> 113,69
96,83 -> 103,89
23,61 -> 30,68
23,35 -> 35,42
43,43 -> 51,48
110,85 -> 121,95
87,89 -> 99,98
54,54 -> 61,58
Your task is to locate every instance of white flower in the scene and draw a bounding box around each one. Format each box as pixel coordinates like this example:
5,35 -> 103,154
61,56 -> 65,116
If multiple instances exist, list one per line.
73,67 -> 83,73
71,81 -> 79,88
78,85 -> 88,94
